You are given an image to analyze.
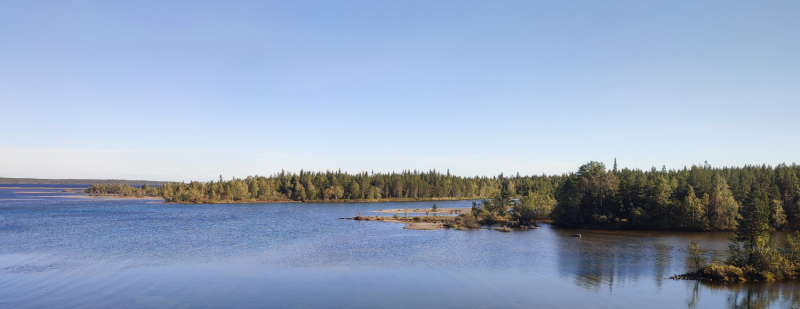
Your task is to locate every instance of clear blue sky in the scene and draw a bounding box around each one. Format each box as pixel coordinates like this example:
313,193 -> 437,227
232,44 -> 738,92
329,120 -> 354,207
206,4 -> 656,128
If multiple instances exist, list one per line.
1,1 -> 798,181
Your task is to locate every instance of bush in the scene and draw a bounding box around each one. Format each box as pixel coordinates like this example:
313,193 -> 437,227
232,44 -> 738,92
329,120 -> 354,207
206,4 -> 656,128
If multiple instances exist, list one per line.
702,264 -> 745,282
446,214 -> 481,229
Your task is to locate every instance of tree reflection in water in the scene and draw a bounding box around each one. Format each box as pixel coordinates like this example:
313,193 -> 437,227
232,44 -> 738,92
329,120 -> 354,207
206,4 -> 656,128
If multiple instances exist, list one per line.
554,228 -> 731,292
555,229 -> 656,291
699,282 -> 800,309
552,227 -> 800,308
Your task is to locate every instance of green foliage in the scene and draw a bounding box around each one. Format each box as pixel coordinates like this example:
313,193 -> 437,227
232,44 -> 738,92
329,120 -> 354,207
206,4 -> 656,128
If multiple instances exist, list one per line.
724,197 -> 797,282
702,264 -> 745,282
682,186 -> 709,230
481,194 -> 509,217
475,191 -> 513,224
520,191 -> 555,220
85,169 -> 564,204
771,198 -> 787,230
512,197 -> 537,226
707,175 -> 740,230
551,161 -> 799,231
731,185 -> 772,265
551,161 -> 619,228
512,191 -> 554,226
85,184 -> 158,197
432,203 -> 437,212
83,161 -> 800,234
688,241 -> 702,272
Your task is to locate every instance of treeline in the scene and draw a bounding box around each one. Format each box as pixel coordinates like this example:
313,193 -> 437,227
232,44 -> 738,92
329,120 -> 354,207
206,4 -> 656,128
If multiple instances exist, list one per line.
551,161 -> 800,231
83,161 -> 800,232
87,170 -> 564,204
85,183 -> 159,196
683,181 -> 800,282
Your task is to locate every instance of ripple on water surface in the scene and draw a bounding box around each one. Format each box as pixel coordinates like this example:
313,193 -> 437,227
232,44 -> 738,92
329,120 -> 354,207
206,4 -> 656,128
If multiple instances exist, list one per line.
1,195 -> 799,308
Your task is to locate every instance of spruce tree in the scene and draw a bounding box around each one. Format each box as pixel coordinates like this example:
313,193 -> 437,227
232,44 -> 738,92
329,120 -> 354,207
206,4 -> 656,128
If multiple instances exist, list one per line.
733,185 -> 770,264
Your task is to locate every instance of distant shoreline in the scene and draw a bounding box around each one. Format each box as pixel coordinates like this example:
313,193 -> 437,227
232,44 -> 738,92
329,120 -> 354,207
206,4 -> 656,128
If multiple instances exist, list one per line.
70,194 -> 165,201
165,197 -> 476,204
0,178 -> 167,186
70,194 -> 476,204
374,207 -> 471,214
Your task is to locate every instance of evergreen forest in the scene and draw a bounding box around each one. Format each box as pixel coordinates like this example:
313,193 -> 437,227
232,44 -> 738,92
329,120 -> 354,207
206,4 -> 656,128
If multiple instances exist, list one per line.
84,161 -> 800,232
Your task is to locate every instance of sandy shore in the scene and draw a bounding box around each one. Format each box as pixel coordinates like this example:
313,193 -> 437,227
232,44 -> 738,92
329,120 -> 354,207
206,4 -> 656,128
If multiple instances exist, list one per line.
374,207 -> 471,215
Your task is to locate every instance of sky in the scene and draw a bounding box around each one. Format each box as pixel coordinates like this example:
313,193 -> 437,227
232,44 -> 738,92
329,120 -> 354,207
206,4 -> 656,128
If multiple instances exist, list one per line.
1,0 -> 798,181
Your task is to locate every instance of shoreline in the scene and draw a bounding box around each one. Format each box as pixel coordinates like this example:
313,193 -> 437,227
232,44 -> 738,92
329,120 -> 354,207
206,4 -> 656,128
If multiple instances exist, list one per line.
63,194 -> 165,201
126,196 -> 478,204
668,270 -> 797,283
343,214 -> 542,231
382,219 -> 445,230
0,187 -> 90,190
374,207 -> 471,215
9,192 -> 479,205
346,216 -> 448,230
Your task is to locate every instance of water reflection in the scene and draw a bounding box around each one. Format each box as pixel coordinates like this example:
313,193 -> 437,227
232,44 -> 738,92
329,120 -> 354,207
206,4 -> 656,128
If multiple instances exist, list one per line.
553,229 -> 712,292
699,282 -> 800,309
551,226 -> 800,309
3,190 -> 800,309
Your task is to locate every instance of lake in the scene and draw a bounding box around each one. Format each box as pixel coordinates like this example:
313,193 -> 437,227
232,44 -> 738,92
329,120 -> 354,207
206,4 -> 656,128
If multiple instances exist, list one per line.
1,184 -> 799,308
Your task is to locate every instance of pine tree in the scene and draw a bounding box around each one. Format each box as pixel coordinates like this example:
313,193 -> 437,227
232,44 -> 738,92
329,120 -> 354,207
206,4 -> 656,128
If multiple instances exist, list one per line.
732,185 -> 770,265
708,175 -> 740,230
684,186 -> 708,230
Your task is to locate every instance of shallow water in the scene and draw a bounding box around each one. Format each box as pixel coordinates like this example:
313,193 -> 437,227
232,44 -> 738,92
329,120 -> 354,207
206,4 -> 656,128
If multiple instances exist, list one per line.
2,185 -> 799,308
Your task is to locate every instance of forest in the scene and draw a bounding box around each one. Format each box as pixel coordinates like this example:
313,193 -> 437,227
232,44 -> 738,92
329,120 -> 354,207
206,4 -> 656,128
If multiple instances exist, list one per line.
550,161 -> 800,231
83,161 -> 800,232
85,169 -> 563,204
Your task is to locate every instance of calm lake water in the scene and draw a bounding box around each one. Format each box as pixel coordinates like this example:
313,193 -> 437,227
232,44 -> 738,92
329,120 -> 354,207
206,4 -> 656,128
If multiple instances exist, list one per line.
2,185 -> 800,308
